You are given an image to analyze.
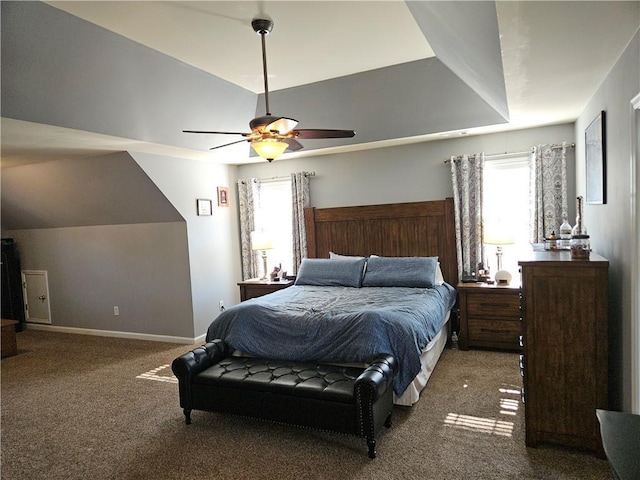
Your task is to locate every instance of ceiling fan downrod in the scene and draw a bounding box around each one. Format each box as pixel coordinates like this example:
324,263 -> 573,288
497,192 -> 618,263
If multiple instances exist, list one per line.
252,18 -> 274,116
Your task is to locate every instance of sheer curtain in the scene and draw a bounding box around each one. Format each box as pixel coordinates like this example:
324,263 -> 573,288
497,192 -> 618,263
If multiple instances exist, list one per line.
237,178 -> 260,280
450,153 -> 485,280
291,172 -> 310,274
529,143 -> 569,243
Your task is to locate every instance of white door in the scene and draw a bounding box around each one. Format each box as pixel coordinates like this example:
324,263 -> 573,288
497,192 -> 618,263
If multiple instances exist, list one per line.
22,270 -> 51,324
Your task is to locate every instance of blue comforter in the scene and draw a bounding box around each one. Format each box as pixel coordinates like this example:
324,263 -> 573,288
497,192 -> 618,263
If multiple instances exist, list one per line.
205,283 -> 457,396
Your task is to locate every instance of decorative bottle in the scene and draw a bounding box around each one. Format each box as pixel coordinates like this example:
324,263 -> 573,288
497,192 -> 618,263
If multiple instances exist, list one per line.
559,217 -> 572,248
570,196 -> 590,259
571,196 -> 587,236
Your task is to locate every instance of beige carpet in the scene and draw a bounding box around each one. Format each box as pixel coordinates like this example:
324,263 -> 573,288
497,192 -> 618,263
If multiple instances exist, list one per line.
1,329 -> 612,479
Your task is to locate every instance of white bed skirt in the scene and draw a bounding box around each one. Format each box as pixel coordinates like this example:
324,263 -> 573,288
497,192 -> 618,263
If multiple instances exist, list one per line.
393,312 -> 451,406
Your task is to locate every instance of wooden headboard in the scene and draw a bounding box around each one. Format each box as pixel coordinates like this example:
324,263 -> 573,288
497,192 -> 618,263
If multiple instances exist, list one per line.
304,198 -> 458,286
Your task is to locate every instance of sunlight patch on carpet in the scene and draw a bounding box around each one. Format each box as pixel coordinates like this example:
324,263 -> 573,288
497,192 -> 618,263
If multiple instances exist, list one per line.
499,398 -> 520,416
499,384 -> 521,416
136,364 -> 177,384
444,413 -> 514,437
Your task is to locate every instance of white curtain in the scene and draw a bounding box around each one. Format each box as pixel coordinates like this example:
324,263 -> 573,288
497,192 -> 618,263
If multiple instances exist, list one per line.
450,153 -> 485,280
237,178 -> 260,280
291,172 -> 310,273
529,143 -> 569,243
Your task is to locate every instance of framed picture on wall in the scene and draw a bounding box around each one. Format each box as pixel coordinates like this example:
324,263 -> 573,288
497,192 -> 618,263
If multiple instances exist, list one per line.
217,187 -> 229,207
585,110 -> 607,205
196,198 -> 212,216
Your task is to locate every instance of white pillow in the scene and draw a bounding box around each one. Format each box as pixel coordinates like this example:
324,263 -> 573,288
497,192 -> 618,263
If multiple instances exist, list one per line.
435,262 -> 445,285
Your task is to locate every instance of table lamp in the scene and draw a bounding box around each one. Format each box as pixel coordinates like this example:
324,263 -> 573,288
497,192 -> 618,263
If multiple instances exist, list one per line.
251,230 -> 273,280
483,223 -> 515,285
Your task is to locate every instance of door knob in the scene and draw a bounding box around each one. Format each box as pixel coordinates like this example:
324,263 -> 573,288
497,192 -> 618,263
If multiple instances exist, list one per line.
38,295 -> 46,301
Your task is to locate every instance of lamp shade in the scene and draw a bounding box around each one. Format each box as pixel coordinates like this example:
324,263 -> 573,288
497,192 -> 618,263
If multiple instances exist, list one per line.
483,223 -> 515,245
251,230 -> 273,251
251,139 -> 288,161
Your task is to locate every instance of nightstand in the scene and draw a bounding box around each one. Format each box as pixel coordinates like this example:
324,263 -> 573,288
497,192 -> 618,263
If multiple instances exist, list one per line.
457,282 -> 521,351
238,278 -> 294,301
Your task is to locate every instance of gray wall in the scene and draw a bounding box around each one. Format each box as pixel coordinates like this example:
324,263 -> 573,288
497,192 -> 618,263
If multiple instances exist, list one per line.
1,152 -> 196,339
575,29 -> 640,412
1,151 -> 241,341
131,152 -> 242,336
238,123 -> 576,214
5,222 -> 193,338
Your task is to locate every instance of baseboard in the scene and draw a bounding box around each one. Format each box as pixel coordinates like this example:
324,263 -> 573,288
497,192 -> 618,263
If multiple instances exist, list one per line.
25,323 -> 206,345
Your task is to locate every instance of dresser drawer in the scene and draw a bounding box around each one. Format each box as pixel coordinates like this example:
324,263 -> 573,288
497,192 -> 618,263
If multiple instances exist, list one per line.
466,292 -> 520,316
467,318 -> 521,346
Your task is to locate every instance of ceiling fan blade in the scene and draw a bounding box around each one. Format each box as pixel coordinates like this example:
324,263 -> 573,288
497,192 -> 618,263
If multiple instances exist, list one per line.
293,129 -> 356,139
283,138 -> 304,152
183,130 -> 250,136
209,139 -> 250,151
265,117 -> 298,134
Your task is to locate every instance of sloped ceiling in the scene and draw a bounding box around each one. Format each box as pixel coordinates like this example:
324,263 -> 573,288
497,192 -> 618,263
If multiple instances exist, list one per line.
0,152 -> 183,229
1,1 -> 639,167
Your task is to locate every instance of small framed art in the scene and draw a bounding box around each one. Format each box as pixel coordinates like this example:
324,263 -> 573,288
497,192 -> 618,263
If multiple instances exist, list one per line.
585,110 -> 606,205
217,187 -> 229,207
196,198 -> 212,216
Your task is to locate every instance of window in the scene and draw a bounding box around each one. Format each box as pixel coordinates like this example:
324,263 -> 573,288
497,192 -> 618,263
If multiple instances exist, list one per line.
482,155 -> 530,278
254,178 -> 293,274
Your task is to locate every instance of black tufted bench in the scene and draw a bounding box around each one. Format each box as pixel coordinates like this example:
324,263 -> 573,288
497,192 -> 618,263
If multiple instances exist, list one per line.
171,339 -> 396,458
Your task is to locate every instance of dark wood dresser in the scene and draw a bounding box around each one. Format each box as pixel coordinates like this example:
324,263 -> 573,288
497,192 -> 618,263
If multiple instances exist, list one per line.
518,251 -> 608,454
457,282 -> 521,351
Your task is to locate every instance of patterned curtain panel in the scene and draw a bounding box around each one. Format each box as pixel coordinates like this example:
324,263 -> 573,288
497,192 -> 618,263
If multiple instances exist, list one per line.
237,178 -> 260,280
291,172 -> 310,274
450,153 -> 485,280
529,143 -> 568,243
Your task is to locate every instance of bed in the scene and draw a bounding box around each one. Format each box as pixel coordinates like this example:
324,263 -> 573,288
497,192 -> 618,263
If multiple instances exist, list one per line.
206,198 -> 458,406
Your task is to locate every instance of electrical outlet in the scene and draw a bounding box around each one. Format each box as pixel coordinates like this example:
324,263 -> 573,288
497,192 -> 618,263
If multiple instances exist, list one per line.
113,306 -> 119,316
219,300 -> 225,311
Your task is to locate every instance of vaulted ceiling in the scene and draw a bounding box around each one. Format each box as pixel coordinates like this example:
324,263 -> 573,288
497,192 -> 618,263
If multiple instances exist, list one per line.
1,1 -> 639,167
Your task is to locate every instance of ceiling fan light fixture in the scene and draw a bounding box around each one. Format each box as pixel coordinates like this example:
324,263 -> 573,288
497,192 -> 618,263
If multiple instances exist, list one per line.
251,138 -> 288,162
183,18 -> 354,162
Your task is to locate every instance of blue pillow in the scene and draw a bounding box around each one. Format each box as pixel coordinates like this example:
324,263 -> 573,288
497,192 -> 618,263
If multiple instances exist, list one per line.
295,258 -> 366,287
362,256 -> 438,288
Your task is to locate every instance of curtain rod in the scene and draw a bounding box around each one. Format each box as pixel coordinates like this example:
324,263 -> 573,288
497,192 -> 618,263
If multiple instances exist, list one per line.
240,171 -> 316,184
443,142 -> 575,163
259,171 -> 316,183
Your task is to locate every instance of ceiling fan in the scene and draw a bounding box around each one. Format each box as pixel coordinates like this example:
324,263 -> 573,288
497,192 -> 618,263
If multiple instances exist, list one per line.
183,18 -> 356,162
